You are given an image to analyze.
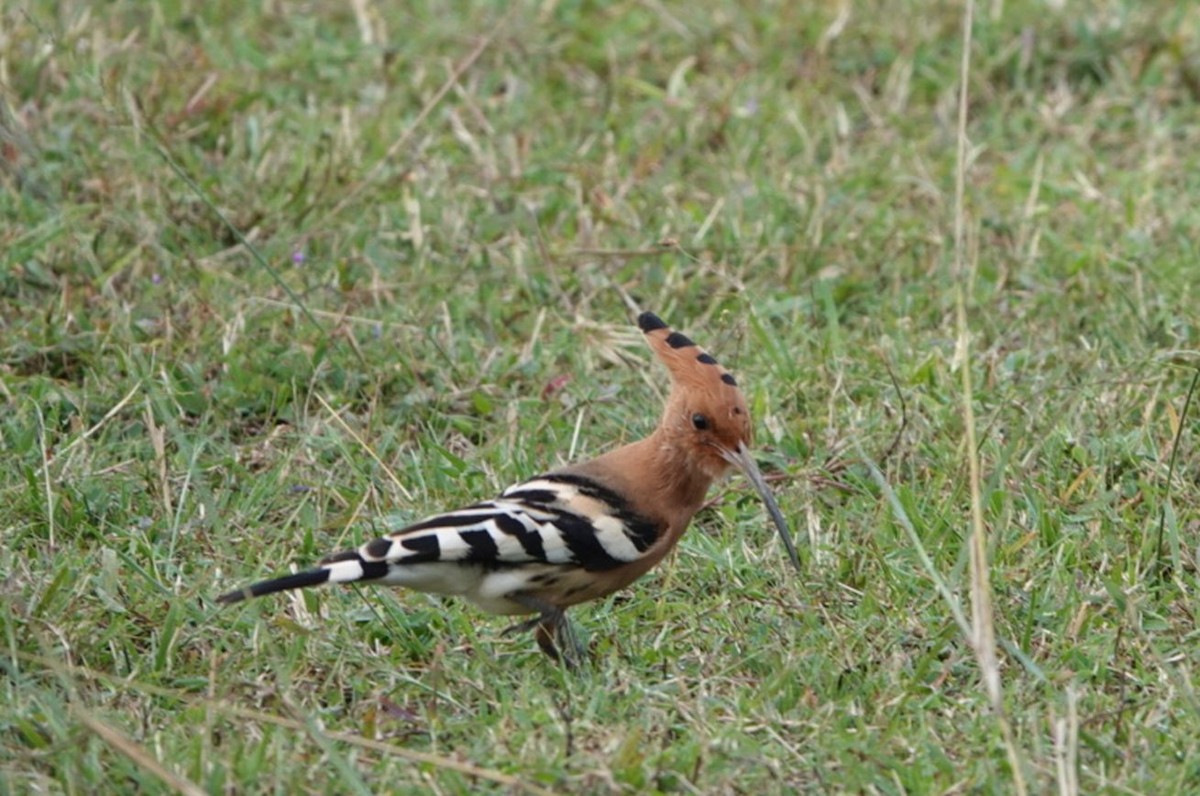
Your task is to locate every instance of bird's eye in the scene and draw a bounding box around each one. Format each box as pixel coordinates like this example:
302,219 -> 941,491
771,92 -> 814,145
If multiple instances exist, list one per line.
691,413 -> 710,431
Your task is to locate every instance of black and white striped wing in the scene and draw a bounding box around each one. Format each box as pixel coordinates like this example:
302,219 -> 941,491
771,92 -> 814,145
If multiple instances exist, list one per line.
216,473 -> 663,608
359,473 -> 661,571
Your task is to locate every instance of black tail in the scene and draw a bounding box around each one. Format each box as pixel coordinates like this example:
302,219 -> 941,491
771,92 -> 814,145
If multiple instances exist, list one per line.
216,550 -> 393,605
216,568 -> 332,605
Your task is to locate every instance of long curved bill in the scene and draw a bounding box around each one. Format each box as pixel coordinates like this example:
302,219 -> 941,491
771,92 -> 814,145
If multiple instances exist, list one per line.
723,441 -> 803,572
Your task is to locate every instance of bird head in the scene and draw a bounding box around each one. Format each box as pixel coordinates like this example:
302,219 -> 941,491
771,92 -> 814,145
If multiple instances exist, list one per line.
637,311 -> 802,571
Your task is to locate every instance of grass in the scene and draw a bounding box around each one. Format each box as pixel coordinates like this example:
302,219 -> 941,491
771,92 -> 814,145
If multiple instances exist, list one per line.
3,0 -> 1200,791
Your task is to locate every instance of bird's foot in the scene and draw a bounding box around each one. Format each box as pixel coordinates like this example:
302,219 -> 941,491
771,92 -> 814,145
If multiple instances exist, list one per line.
507,594 -> 587,669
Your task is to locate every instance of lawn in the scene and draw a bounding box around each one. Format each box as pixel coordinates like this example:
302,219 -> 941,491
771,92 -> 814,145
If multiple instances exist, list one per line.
3,0 -> 1199,792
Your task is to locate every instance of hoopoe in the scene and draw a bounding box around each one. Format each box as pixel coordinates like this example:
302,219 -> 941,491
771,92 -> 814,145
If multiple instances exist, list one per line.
218,311 -> 801,665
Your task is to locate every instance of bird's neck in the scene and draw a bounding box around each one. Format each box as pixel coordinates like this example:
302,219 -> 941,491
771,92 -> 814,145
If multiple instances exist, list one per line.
573,429 -> 716,536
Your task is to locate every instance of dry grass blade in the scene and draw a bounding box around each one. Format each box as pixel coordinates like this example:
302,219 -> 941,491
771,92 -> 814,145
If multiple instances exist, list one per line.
952,0 -> 1027,791
71,706 -> 207,796
54,380 -> 142,460
1053,686 -> 1079,796
316,392 -> 414,502
34,404 -> 56,550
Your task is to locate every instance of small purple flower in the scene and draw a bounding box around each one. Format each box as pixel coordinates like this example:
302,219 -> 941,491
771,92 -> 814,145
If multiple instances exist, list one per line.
152,272 -> 162,284
292,249 -> 306,265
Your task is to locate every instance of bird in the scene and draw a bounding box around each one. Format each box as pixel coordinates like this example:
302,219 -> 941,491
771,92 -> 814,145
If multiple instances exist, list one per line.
217,311 -> 801,665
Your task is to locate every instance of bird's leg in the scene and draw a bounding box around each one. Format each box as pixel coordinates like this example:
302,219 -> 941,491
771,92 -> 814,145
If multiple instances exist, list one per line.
505,594 -> 586,669
535,613 -> 587,668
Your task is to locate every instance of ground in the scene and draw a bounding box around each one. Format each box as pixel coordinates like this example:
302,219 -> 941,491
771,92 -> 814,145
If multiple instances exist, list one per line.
2,0 -> 1199,793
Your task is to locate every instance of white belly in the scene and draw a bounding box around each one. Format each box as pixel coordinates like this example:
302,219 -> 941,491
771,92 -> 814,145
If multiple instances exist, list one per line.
370,563 -> 553,615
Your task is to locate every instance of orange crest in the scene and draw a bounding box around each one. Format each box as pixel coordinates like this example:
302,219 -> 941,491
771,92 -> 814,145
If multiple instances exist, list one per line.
637,312 -> 753,474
